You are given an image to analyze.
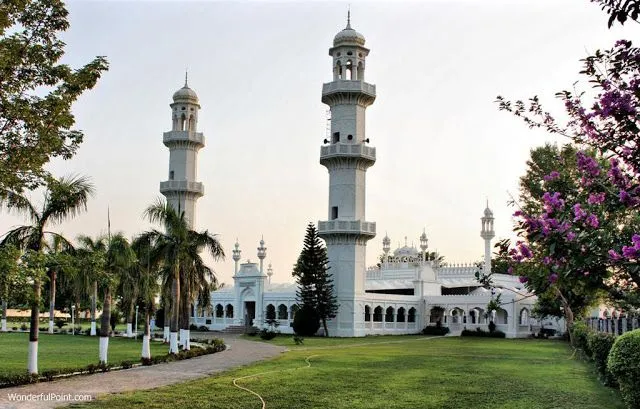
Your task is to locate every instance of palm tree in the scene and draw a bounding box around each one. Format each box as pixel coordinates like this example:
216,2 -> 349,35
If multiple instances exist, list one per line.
99,233 -> 135,364
181,257 -> 218,350
0,244 -> 21,332
76,235 -> 107,336
131,235 -> 159,358
43,235 -> 74,334
117,256 -> 139,338
0,175 -> 93,374
143,199 -> 224,353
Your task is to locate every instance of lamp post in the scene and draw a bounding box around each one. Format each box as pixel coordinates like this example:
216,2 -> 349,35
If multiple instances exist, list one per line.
135,305 -> 139,340
71,305 -> 75,336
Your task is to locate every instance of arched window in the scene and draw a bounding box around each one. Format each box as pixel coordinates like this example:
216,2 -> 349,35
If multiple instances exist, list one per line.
266,304 -> 276,320
172,115 -> 178,130
345,60 -> 353,80
180,113 -> 186,131
408,307 -> 416,323
397,307 -> 406,323
496,308 -> 508,325
206,305 -> 213,317
215,304 -> 224,318
357,61 -> 364,81
188,115 -> 195,131
225,304 -> 234,318
385,307 -> 395,322
519,308 -> 529,325
364,305 -> 371,322
290,304 -> 300,320
278,304 -> 288,320
335,61 -> 342,80
373,306 -> 383,322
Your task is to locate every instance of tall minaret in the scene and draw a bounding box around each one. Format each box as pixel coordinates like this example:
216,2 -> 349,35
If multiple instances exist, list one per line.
481,201 -> 495,274
318,13 -> 376,337
159,74 -> 205,228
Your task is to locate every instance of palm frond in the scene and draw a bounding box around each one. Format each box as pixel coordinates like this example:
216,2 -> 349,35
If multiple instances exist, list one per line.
41,175 -> 95,225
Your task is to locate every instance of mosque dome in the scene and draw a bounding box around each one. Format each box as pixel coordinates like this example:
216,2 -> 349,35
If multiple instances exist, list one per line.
393,245 -> 419,258
173,84 -> 198,103
334,26 -> 366,47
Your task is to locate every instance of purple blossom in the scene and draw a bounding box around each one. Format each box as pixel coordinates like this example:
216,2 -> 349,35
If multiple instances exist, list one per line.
542,192 -> 565,213
608,250 -> 622,260
622,246 -> 639,259
576,151 -> 601,178
507,267 -> 513,275
518,276 -> 529,284
543,171 -> 560,182
549,273 -> 559,284
573,203 -> 587,221
513,210 -> 523,217
543,256 -> 552,265
619,190 -> 640,206
585,213 -> 599,228
587,192 -> 606,205
566,231 -> 577,241
608,158 -> 629,188
519,243 -> 533,259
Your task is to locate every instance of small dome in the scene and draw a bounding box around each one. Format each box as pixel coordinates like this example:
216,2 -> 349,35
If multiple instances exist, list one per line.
173,85 -> 198,103
484,207 -> 493,217
393,245 -> 419,258
334,24 -> 366,47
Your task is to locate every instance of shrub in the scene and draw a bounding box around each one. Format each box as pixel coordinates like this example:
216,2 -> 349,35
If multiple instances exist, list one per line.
120,360 -> 133,369
54,319 -> 66,329
608,329 -> 640,409
84,328 -> 91,336
189,323 -> 198,331
260,328 -> 277,340
570,322 -> 591,357
86,363 -> 98,374
141,357 -> 153,366
292,305 -> 320,337
293,335 -> 304,345
461,329 -> 506,338
11,326 -> 17,331
422,325 -> 450,336
587,331 -> 617,387
20,323 -> 27,331
245,326 -> 259,336
488,321 -> 497,333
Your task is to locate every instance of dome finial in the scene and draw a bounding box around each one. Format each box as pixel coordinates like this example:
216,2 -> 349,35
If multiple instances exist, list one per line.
184,69 -> 188,87
346,5 -> 351,29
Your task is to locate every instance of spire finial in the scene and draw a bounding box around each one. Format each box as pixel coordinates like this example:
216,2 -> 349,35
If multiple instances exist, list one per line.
346,6 -> 351,29
184,69 -> 188,87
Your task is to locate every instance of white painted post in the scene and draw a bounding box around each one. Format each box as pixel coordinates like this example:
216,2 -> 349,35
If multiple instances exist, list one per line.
71,305 -> 75,336
135,305 -> 139,340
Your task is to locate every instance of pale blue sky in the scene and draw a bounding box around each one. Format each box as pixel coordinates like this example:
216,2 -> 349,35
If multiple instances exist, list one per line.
2,0 -> 638,285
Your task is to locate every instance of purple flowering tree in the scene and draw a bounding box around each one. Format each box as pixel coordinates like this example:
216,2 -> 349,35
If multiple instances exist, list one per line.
493,40 -> 640,335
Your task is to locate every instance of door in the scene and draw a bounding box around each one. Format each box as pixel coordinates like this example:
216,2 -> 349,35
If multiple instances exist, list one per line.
244,301 -> 256,326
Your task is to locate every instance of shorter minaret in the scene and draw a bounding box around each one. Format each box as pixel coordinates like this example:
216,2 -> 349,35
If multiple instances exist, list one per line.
480,201 -> 495,274
257,237 -> 267,275
232,240 -> 241,275
382,233 -> 390,261
419,229 -> 428,261
267,263 -> 273,284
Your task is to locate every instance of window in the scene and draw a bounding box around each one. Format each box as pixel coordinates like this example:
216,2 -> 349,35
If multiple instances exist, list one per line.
385,307 -> 395,322
364,305 -> 371,322
408,308 -> 416,323
169,170 -> 174,180
266,304 -> 276,320
332,132 -> 340,143
215,304 -> 224,318
278,304 -> 288,320
347,134 -> 353,141
397,307 -> 406,323
290,304 -> 300,320
331,206 -> 338,220
225,304 -> 234,318
373,306 -> 383,322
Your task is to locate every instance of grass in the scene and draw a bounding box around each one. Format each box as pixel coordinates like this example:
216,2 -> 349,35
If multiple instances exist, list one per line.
72,336 -> 624,409
0,333 -> 167,375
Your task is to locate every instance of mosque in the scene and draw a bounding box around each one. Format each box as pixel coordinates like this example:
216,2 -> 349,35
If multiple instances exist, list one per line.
163,16 -> 543,338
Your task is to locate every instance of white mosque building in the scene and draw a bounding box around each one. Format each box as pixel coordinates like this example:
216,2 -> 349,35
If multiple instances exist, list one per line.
175,17 -> 543,338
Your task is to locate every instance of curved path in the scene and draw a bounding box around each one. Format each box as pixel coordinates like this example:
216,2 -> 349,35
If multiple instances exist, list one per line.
0,335 -> 286,409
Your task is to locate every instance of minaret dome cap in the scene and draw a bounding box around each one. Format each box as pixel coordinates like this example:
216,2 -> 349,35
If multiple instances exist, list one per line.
172,73 -> 199,103
333,12 -> 365,47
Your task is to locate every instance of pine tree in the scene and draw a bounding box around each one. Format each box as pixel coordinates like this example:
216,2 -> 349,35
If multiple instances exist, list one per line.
292,223 -> 338,336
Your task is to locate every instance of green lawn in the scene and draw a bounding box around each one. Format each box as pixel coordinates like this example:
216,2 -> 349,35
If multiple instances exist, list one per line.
0,333 -> 167,375
72,336 -> 624,409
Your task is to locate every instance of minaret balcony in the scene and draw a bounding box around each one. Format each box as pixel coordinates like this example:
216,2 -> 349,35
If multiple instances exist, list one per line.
159,180 -> 204,197
322,80 -> 376,97
320,143 -> 376,166
317,219 -> 376,237
163,131 -> 205,147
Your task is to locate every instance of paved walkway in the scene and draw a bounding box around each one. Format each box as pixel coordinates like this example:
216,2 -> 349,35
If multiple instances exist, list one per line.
0,335 -> 286,409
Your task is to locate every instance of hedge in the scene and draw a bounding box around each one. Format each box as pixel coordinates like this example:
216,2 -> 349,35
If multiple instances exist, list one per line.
608,329 -> 640,409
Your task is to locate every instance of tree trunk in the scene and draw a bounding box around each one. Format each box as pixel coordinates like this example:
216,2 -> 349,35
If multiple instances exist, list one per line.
169,267 -> 180,354
99,287 -> 111,364
557,288 -> 575,345
90,280 -> 97,336
28,279 -> 40,374
1,298 -> 7,332
322,318 -> 329,337
48,270 -> 56,334
142,308 -> 151,359
126,294 -> 136,337
163,306 -> 170,343
180,285 -> 190,350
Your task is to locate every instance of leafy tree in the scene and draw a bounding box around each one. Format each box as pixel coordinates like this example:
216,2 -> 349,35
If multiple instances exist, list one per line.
0,174 -> 93,374
292,223 -> 338,336
0,244 -> 22,331
130,235 -> 159,358
591,0 -> 640,27
0,0 -> 108,193
495,39 -> 640,338
75,234 -> 107,336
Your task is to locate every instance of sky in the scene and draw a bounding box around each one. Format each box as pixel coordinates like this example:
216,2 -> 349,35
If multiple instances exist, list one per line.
2,0 -> 640,286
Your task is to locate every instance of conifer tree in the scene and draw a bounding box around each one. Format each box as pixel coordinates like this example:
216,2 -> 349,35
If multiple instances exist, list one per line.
292,223 -> 338,336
